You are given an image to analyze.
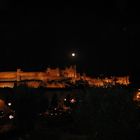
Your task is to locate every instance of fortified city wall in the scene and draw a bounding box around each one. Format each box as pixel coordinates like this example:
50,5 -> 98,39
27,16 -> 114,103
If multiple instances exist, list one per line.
0,66 -> 130,88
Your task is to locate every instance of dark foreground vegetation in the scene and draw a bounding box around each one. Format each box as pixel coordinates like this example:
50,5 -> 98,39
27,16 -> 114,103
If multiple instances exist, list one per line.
0,86 -> 140,140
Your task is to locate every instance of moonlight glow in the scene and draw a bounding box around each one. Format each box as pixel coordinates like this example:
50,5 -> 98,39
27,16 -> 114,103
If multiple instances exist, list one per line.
72,53 -> 76,57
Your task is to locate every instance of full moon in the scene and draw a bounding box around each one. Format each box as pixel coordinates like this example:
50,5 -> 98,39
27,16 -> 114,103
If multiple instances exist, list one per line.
72,53 -> 76,57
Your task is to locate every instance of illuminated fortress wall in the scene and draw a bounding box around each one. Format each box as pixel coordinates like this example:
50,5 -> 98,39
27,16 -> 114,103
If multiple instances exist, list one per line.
0,66 -> 130,88
83,76 -> 130,87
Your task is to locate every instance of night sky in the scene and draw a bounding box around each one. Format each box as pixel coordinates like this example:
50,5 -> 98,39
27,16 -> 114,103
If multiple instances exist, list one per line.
0,1 -> 135,78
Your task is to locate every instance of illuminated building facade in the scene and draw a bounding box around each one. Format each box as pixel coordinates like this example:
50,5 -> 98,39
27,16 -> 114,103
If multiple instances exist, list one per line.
0,66 -> 130,88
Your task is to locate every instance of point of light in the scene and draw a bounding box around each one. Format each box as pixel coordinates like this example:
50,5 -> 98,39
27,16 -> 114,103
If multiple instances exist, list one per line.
9,115 -> 14,119
8,102 -> 12,106
70,98 -> 76,103
72,53 -> 76,57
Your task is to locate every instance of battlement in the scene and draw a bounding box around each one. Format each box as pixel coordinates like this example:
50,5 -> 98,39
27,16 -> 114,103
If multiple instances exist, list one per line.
0,66 -> 130,88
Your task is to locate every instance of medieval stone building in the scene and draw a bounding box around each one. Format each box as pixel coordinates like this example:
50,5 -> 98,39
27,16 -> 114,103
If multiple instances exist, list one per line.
0,66 -> 130,88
